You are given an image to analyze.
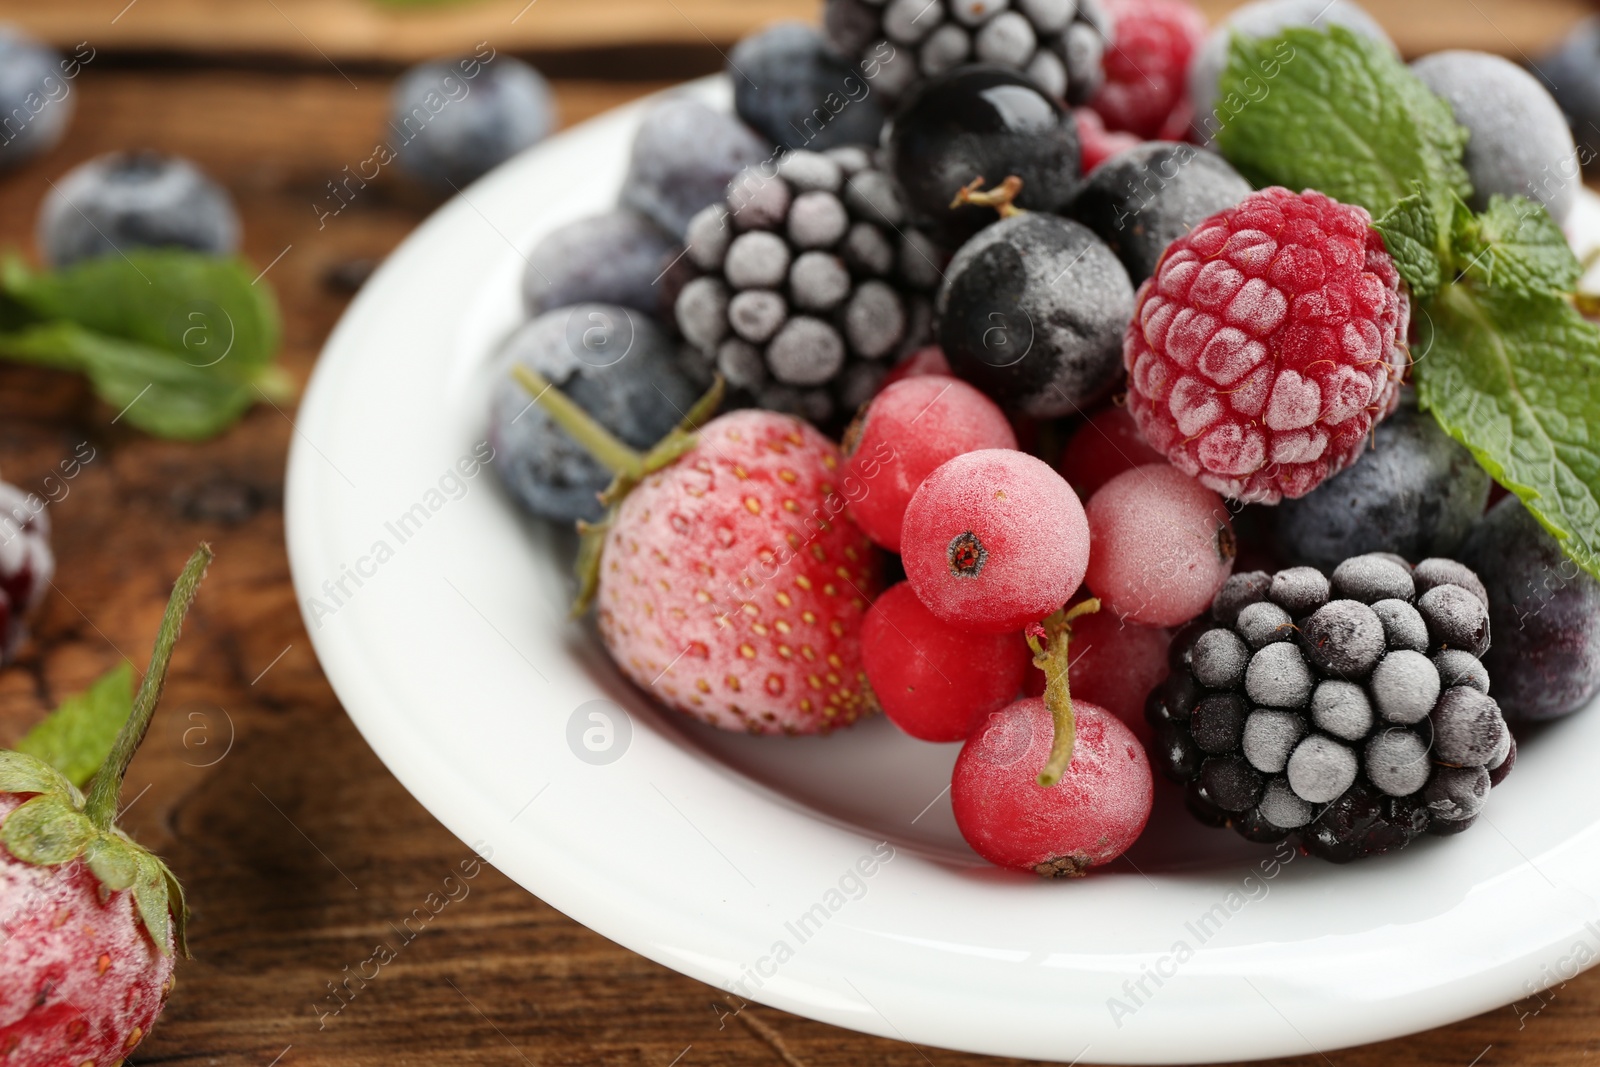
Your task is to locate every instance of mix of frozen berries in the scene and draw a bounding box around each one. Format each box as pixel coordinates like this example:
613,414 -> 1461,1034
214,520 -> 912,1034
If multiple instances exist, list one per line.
676,148 -> 939,425
0,480 -> 53,664
1150,553 -> 1510,861
1122,187 -> 1409,503
824,0 -> 1112,106
1091,0 -> 1207,140
1058,404 -> 1165,498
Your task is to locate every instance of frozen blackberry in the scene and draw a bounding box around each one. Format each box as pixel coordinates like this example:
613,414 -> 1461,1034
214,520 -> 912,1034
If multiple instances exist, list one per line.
824,0 -> 1112,107
675,149 -> 937,424
1146,554 -> 1512,860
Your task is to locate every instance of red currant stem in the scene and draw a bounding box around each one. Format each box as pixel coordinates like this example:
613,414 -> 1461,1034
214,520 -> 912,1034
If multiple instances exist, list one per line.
1029,598 -> 1102,788
85,544 -> 213,832
950,175 -> 1026,219
513,364 -> 647,481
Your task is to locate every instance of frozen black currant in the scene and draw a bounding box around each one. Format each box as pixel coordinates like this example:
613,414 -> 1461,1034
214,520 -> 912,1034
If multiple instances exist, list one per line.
884,66 -> 1083,246
935,212 -> 1132,417
824,0 -> 1112,107
1066,142 -> 1251,283
37,152 -> 239,268
729,22 -> 887,151
1143,554 -> 1510,859
676,149 -> 936,423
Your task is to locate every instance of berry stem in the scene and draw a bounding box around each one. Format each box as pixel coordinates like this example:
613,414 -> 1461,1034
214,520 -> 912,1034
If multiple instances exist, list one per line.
1027,598 -> 1101,788
85,544 -> 213,831
950,176 -> 1025,218
512,364 -> 647,481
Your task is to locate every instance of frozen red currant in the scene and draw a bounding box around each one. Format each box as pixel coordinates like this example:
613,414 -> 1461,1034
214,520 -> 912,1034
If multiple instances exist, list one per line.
902,450 -> 1089,633
861,582 -> 1031,743
1060,609 -> 1172,743
844,375 -> 1017,552
1059,404 -> 1167,499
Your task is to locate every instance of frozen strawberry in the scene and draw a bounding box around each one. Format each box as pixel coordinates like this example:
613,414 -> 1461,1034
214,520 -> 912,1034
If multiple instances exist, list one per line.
1,546 -> 207,1065
1123,187 -> 1409,503
515,370 -> 883,734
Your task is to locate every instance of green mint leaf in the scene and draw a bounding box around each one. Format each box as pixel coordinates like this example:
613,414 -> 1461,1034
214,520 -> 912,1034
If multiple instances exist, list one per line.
1375,192 -> 1443,300
1214,26 -> 1471,222
0,793 -> 94,865
0,251 -> 288,440
1450,194 -> 1583,298
1417,282 -> 1600,578
16,663 -> 135,789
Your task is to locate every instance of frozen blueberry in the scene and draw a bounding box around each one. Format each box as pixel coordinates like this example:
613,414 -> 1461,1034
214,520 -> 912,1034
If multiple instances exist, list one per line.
1066,142 -> 1252,284
0,28 -> 75,172
1246,642 -> 1314,708
1433,649 -> 1490,694
1423,765 -> 1490,823
1417,583 -> 1491,656
36,152 -> 240,269
1369,650 -> 1442,725
1236,600 -> 1294,649
936,213 -> 1132,418
1286,734 -> 1358,804
1539,17 -> 1600,174
1269,566 -> 1330,617
1330,554 -> 1416,605
1242,708 -> 1308,774
1309,680 -> 1373,741
1300,600 -> 1386,679
1191,693 -> 1250,754
1430,686 -> 1506,768
1458,498 -> 1600,722
1413,558 -> 1489,609
1189,0 -> 1396,144
1198,755 -> 1264,812
392,55 -> 555,190
884,65 -> 1082,246
1365,728 -> 1432,797
1371,599 -> 1429,653
1412,50 -> 1580,223
1276,405 -> 1492,571
488,304 -> 699,523
1257,776 -> 1313,828
1191,628 -> 1250,689
729,22 -> 886,152
623,97 -> 772,238
1213,570 -> 1273,625
522,209 -> 685,320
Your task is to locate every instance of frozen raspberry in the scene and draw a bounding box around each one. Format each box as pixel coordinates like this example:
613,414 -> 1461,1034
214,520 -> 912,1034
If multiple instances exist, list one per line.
843,375 -> 1018,552
901,450 -> 1090,633
862,582 -> 1031,742
1091,0 -> 1208,140
1073,107 -> 1142,173
1122,187 -> 1409,504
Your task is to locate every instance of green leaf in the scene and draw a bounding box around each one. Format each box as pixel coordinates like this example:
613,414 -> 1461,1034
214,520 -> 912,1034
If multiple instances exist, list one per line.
0,251 -> 288,440
0,750 -> 77,798
1375,192 -> 1444,300
1416,282 -> 1600,579
1451,194 -> 1583,298
84,832 -> 141,892
0,793 -> 94,865
132,850 -> 175,956
158,854 -> 191,957
1214,26 -> 1471,222
16,663 -> 134,788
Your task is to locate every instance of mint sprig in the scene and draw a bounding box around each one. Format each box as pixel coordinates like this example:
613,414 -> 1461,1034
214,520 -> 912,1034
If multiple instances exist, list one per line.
1217,26 -> 1600,581
0,251 -> 290,440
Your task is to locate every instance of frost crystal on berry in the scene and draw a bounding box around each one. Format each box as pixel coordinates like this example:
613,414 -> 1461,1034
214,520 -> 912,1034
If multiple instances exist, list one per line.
1123,187 -> 1409,503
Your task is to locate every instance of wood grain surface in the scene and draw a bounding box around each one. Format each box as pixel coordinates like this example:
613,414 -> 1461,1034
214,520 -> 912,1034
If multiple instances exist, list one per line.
1,2 -> 1599,1064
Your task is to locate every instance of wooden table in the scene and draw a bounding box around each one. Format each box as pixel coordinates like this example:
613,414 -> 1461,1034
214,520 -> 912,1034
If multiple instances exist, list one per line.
0,2 -> 1596,1064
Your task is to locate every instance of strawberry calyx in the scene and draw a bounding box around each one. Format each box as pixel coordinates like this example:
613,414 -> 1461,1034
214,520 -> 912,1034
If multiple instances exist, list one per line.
0,543 -> 211,958
1026,597 -> 1102,788
512,365 -> 725,614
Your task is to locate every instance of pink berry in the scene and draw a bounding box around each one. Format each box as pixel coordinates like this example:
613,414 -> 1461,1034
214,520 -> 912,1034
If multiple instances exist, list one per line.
878,345 -> 953,391
861,582 -> 1031,742
1123,187 -> 1408,503
1063,611 -> 1172,743
1073,107 -> 1143,174
902,450 -> 1089,633
1092,0 -> 1208,140
844,375 -> 1017,552
1084,463 -> 1236,626
1058,404 -> 1166,499
952,698 -> 1153,876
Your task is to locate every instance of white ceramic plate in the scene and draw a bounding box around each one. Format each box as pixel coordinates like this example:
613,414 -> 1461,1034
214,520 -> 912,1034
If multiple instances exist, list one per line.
286,77 -> 1600,1064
